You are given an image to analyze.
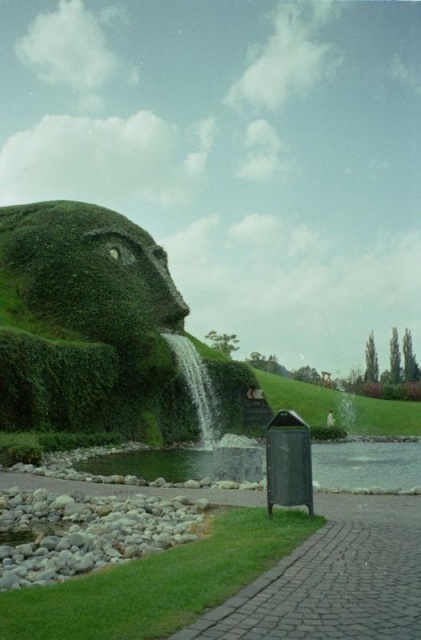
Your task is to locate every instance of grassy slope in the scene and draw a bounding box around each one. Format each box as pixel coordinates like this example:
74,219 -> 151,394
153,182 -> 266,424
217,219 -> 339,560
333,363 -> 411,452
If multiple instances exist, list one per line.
252,368 -> 421,436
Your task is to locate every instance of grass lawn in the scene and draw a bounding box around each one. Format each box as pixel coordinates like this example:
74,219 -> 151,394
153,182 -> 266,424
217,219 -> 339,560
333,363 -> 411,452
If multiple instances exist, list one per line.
253,368 -> 421,436
0,508 -> 324,640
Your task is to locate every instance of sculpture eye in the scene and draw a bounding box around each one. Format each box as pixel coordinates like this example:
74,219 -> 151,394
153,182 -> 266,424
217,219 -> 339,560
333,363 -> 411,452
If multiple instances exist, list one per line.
106,242 -> 135,265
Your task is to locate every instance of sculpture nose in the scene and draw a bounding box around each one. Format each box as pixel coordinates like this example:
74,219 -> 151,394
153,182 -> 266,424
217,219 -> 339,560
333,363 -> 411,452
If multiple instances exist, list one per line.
158,289 -> 190,332
146,247 -> 190,329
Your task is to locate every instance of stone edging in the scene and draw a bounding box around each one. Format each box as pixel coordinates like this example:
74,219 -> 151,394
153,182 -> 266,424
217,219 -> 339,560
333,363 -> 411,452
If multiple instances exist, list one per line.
7,442 -> 263,492
4,437 -> 421,496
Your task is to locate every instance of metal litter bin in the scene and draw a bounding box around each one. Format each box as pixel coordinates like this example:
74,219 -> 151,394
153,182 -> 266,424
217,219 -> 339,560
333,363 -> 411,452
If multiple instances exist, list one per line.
266,409 -> 313,517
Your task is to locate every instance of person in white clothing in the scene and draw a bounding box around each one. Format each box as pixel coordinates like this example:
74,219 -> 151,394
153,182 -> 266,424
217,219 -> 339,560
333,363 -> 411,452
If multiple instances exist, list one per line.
327,410 -> 335,427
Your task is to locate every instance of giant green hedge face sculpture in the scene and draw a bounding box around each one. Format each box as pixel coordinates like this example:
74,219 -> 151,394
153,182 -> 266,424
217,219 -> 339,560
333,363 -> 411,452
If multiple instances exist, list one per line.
1,200 -> 189,355
0,200 -> 193,438
0,200 -> 256,441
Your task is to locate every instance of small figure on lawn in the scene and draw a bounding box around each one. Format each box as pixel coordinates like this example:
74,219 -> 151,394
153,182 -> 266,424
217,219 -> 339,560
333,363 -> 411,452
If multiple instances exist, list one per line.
327,409 -> 335,427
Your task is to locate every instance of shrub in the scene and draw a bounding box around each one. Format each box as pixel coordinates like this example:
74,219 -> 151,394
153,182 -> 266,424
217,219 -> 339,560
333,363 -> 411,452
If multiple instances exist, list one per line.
0,431 -> 125,467
401,383 -> 421,402
310,426 -> 347,441
363,382 -> 383,399
382,384 -> 406,401
0,433 -> 42,466
37,432 -> 123,452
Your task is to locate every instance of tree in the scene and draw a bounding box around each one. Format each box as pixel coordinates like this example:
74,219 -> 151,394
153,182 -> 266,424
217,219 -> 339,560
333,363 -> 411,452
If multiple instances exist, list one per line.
246,352 -> 267,370
364,331 -> 379,382
205,330 -> 239,358
292,366 -> 321,384
403,328 -> 420,382
389,327 -> 401,384
341,365 -> 364,394
246,352 -> 291,377
266,354 -> 279,374
380,369 -> 391,384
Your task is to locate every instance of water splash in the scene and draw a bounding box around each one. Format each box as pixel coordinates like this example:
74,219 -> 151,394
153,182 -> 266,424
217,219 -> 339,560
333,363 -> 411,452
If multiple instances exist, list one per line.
163,334 -> 219,448
336,382 -> 357,433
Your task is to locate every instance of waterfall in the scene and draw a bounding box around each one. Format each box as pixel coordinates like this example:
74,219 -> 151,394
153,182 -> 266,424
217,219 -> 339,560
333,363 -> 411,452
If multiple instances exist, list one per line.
163,334 -> 219,449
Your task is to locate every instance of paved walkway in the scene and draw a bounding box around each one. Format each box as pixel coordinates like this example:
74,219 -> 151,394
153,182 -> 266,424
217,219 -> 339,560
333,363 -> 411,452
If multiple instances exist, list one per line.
1,472 -> 420,639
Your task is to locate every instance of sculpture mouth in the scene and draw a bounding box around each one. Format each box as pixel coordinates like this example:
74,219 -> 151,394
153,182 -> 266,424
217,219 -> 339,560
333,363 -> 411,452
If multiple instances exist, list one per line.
158,313 -> 186,335
160,328 -> 183,335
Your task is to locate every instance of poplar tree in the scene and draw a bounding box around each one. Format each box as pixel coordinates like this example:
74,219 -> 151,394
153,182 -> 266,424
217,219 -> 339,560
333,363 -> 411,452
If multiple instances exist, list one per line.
364,331 -> 379,382
403,328 -> 419,382
389,327 -> 401,384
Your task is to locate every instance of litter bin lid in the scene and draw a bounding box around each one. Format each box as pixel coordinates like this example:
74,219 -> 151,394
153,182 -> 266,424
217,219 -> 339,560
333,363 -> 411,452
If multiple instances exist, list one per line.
267,409 -> 310,429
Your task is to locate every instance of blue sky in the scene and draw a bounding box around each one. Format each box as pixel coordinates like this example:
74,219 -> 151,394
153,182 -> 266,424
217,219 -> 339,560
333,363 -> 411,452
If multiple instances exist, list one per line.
1,0 -> 420,378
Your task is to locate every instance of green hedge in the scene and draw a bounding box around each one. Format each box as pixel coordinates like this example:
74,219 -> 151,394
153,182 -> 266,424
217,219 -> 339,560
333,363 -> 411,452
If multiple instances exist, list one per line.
0,329 -> 119,433
0,433 -> 42,467
205,359 -> 257,436
37,432 -> 123,452
0,432 -> 124,467
310,426 -> 347,441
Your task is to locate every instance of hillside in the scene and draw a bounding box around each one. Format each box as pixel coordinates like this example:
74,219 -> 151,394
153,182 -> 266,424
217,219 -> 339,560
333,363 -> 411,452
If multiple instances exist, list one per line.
252,368 -> 421,437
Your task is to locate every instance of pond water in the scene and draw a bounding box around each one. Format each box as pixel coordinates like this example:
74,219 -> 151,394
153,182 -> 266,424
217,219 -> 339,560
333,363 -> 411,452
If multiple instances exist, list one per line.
75,441 -> 421,491
311,441 -> 420,490
0,530 -> 35,547
0,523 -> 70,547
76,449 -> 214,484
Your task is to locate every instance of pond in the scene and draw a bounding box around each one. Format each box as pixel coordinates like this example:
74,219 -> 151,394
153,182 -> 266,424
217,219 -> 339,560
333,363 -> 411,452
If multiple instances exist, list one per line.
76,448 -> 214,484
75,441 -> 421,491
0,523 -> 70,548
311,441 -> 420,491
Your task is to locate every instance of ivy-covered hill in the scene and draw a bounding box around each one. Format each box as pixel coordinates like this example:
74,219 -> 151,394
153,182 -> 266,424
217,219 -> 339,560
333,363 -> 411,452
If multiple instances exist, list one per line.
0,200 -> 255,444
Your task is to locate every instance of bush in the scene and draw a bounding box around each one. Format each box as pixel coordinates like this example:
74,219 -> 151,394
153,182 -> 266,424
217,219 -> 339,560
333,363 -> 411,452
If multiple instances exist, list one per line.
0,431 -> 124,467
382,384 -> 406,401
0,433 -> 42,466
363,381 -> 421,402
363,382 -> 383,399
37,432 -> 123,452
401,383 -> 421,402
310,426 -> 347,441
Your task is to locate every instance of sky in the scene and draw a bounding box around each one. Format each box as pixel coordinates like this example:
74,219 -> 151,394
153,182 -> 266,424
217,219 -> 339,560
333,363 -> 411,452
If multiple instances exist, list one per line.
1,0 -> 421,379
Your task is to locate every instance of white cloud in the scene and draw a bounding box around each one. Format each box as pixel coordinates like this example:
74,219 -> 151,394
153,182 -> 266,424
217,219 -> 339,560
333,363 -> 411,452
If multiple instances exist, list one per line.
236,154 -> 282,183
188,117 -> 217,153
0,111 -> 211,207
99,6 -> 130,27
227,213 -> 329,262
161,215 -> 421,376
391,54 -> 421,96
224,2 -> 340,112
161,215 -> 220,268
184,117 -> 217,181
228,213 -> 284,245
243,120 -> 281,152
235,119 -> 288,183
15,0 -> 136,112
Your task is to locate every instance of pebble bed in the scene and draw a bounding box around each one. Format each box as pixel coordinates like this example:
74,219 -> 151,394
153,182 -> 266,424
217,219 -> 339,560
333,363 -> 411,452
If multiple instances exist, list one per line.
0,485 -> 212,592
